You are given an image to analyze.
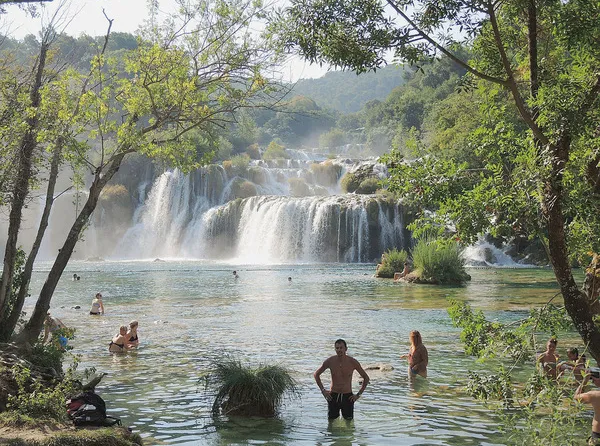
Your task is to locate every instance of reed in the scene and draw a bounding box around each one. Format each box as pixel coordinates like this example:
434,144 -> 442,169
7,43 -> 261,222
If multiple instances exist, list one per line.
375,248 -> 409,278
412,237 -> 469,285
210,358 -> 298,417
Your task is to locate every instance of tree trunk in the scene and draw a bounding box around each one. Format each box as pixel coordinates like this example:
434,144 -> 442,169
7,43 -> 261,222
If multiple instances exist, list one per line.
16,152 -> 128,346
0,43 -> 48,319
527,0 -> 539,102
0,143 -> 63,341
545,135 -> 600,364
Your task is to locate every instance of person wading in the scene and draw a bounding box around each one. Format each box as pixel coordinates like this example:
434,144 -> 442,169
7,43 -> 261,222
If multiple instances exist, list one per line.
314,338 -> 370,420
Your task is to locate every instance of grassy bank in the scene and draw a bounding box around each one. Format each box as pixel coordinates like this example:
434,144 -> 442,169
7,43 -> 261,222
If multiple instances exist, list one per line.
0,413 -> 142,445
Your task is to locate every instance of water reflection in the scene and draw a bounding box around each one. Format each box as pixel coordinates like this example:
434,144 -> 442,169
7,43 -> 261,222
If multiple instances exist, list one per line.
214,416 -> 288,445
319,418 -> 356,446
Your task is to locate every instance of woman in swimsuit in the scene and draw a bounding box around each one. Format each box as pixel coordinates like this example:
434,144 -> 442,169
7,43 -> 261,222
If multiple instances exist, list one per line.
400,330 -> 428,378
109,325 -> 128,353
89,293 -> 104,315
127,320 -> 139,347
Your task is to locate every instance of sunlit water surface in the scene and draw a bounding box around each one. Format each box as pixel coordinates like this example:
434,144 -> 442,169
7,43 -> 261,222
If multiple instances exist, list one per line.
25,262 -> 583,445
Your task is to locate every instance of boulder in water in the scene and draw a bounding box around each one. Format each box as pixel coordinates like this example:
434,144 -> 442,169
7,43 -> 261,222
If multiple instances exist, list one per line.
365,363 -> 394,371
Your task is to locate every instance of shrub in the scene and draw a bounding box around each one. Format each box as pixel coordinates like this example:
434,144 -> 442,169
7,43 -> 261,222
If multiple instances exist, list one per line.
230,179 -> 257,199
222,160 -> 233,176
310,161 -> 342,187
356,177 -> 380,194
99,185 -> 131,208
209,358 -> 298,417
288,177 -> 311,197
230,154 -> 251,176
263,141 -> 289,160
7,362 -> 79,421
245,143 -> 261,160
319,128 -> 347,149
412,237 -> 469,285
248,166 -> 267,185
376,248 -> 409,278
27,329 -> 75,372
340,172 -> 360,193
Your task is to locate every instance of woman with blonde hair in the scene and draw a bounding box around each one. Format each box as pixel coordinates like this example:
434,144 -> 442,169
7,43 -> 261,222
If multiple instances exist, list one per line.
400,330 -> 428,378
127,320 -> 139,347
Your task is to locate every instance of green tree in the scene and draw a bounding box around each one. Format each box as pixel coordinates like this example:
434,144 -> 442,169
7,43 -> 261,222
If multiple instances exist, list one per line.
319,128 -> 347,149
11,0 -> 282,345
275,0 -> 600,360
263,140 -> 289,160
0,25 -> 58,331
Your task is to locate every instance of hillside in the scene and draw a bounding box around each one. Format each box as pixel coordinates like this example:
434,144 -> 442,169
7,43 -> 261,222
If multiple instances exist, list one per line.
291,65 -> 409,113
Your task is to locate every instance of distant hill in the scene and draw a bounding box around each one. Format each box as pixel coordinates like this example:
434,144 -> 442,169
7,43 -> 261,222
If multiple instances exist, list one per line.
291,65 -> 409,113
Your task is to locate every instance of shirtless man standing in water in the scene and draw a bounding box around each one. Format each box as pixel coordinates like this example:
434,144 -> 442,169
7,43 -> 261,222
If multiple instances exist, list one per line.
575,372 -> 600,445
537,338 -> 559,378
314,339 -> 370,420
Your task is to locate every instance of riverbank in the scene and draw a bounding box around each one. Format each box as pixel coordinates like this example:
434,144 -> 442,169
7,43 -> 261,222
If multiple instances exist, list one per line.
0,416 -> 142,445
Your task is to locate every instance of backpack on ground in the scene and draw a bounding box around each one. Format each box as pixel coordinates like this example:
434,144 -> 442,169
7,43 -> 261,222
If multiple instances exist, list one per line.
66,390 -> 121,427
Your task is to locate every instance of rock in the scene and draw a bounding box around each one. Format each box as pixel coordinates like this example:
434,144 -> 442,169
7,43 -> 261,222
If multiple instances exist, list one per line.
365,363 -> 394,371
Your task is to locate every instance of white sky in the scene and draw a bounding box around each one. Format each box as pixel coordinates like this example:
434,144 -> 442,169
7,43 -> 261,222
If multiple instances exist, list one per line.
1,0 -> 331,82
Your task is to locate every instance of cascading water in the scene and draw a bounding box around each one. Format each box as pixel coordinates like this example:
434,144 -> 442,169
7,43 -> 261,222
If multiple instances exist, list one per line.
108,151 -> 410,263
464,240 -> 533,267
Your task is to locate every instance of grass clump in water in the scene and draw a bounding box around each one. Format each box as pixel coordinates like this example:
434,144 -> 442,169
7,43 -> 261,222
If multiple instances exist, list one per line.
375,248 -> 409,278
412,237 -> 470,285
209,358 -> 298,417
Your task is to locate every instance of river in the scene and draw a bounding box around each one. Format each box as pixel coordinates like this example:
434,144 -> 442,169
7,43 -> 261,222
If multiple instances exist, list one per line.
25,262 -> 586,445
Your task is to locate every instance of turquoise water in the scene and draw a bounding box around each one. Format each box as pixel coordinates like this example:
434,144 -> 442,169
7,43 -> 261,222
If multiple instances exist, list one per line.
26,262 -> 578,445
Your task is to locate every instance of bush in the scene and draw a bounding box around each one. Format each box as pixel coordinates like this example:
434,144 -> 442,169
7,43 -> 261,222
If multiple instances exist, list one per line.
209,358 -> 298,417
99,185 -> 131,208
230,154 -> 251,176
319,128 -> 347,149
222,160 -> 233,176
248,166 -> 267,185
310,161 -> 342,187
230,179 -> 257,199
340,172 -> 360,193
376,248 -> 409,278
288,177 -> 311,197
27,331 -> 74,372
263,141 -> 289,160
356,177 -> 380,194
412,238 -> 469,285
7,363 -> 79,421
245,143 -> 261,160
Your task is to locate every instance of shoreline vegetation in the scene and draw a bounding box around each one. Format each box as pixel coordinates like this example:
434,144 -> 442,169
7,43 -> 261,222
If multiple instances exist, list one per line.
375,239 -> 471,285
0,343 -> 142,446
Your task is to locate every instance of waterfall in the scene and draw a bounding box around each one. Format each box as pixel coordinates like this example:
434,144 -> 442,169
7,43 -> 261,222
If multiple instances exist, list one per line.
109,157 -> 408,263
464,240 -> 532,267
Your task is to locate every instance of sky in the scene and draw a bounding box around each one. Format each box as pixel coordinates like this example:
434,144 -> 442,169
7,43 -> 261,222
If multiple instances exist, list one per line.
1,0 -> 331,82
